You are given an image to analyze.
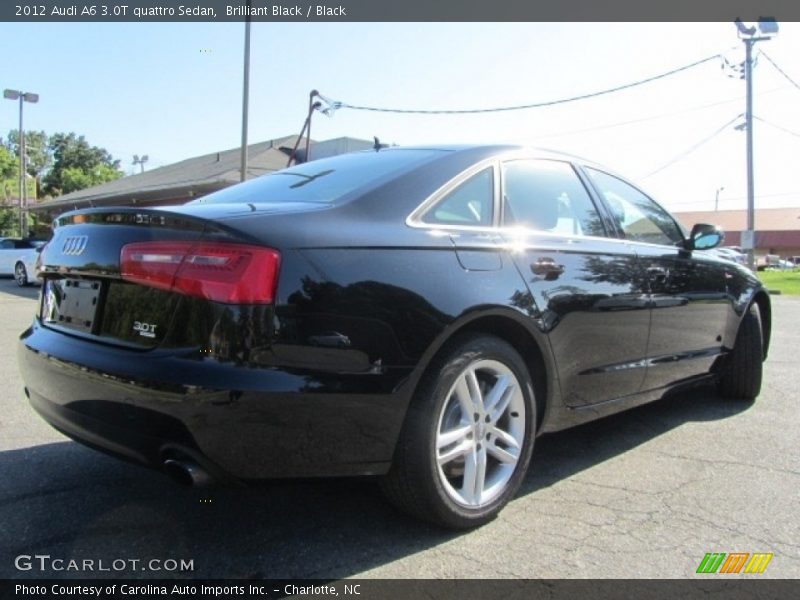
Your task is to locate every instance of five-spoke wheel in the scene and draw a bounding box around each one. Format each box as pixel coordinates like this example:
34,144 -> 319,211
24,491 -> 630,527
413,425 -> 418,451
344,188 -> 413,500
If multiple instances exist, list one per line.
435,359 -> 526,508
381,334 -> 536,529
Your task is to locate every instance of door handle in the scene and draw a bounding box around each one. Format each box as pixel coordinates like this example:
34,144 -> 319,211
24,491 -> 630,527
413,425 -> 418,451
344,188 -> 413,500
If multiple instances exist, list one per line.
531,258 -> 565,280
646,265 -> 668,283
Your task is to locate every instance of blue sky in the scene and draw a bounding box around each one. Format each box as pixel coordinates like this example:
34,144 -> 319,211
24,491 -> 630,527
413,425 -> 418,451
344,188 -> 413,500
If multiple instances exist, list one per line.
1,21 -> 799,213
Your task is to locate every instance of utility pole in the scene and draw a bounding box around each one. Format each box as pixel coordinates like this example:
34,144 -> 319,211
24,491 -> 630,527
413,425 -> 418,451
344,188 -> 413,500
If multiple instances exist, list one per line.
744,37 -> 756,270
735,18 -> 778,270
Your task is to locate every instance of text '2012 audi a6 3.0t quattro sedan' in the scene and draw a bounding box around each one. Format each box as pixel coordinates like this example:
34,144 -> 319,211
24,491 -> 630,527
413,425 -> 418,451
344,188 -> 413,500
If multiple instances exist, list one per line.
18,145 -> 771,528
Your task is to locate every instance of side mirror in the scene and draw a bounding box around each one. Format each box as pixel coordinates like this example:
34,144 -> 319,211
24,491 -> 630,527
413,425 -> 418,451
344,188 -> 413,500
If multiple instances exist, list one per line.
686,223 -> 724,251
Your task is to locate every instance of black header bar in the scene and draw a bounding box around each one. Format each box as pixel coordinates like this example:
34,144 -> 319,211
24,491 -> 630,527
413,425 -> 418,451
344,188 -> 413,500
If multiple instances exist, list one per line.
2,579 -> 799,600
2,0 -> 799,22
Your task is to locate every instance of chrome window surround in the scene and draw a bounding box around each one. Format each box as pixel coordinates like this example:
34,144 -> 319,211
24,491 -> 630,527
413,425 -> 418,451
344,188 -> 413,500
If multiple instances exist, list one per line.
406,157 -> 502,232
406,152 -> 617,246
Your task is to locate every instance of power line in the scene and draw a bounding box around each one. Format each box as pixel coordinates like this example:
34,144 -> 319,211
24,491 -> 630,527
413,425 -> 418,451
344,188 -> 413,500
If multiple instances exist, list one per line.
532,96 -> 737,140
668,191 -> 800,206
317,54 -> 721,115
528,84 -> 792,141
758,50 -> 800,93
754,115 -> 800,139
641,113 -> 742,179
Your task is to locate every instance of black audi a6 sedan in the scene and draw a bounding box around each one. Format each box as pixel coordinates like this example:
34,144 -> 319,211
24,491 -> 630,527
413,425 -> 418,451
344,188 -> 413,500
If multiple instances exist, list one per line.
18,145 -> 770,528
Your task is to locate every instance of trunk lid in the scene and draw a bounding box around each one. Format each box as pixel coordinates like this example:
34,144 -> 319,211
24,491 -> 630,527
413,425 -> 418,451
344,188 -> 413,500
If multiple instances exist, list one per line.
38,206 -> 277,350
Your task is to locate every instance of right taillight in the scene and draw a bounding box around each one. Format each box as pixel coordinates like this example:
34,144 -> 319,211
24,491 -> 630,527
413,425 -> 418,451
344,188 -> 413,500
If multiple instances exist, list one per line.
120,241 -> 280,304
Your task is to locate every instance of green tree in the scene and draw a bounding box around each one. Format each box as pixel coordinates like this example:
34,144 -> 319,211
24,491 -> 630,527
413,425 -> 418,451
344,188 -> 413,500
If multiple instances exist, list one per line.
0,145 -> 19,203
0,145 -> 15,181
43,132 -> 123,196
0,208 -> 18,237
60,163 -> 122,194
6,129 -> 51,179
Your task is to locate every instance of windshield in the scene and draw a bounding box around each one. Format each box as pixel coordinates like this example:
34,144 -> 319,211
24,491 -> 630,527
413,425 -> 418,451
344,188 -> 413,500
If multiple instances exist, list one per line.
193,149 -> 446,206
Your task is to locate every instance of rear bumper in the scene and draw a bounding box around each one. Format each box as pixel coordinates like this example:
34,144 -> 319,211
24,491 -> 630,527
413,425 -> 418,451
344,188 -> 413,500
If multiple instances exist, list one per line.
18,319 -> 408,479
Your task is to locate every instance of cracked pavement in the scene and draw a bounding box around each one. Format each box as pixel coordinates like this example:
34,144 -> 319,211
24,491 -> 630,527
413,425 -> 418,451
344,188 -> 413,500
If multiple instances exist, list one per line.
1,278 -> 797,578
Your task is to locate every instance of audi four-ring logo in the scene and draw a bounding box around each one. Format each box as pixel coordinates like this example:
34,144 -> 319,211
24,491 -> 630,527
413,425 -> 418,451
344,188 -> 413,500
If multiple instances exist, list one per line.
62,235 -> 89,256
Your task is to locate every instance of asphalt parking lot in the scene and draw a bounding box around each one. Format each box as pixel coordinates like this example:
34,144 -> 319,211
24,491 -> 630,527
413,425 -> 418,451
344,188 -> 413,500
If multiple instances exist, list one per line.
1,277 -> 798,579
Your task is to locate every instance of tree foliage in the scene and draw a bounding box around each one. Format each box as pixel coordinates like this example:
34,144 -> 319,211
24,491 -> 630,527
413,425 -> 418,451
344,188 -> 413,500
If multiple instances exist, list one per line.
0,145 -> 20,203
0,208 -> 18,237
3,130 -> 124,198
60,164 -> 122,194
42,132 -> 123,196
0,145 -> 16,181
6,129 -> 50,179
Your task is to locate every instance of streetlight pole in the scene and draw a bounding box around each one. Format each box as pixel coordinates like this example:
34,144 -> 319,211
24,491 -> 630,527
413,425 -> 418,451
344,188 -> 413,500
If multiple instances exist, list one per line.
17,94 -> 24,235
3,89 -> 38,238
132,155 -> 149,173
715,186 -> 725,212
240,0 -> 252,183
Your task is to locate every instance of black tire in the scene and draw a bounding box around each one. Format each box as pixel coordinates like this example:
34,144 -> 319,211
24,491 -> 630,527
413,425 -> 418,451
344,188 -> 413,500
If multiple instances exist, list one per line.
381,334 -> 536,529
14,262 -> 29,287
717,306 -> 763,400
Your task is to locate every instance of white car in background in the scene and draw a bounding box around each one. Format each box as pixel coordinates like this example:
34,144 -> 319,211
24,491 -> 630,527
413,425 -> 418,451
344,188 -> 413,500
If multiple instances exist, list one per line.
0,238 -> 46,286
705,246 -> 747,265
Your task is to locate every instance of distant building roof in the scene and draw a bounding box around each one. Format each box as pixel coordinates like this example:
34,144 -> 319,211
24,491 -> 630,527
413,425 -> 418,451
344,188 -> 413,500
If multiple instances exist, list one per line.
673,208 -> 800,232
34,135 -> 373,213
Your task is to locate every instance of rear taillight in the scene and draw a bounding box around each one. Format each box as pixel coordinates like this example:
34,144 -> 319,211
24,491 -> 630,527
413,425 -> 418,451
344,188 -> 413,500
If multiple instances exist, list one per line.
120,241 -> 280,304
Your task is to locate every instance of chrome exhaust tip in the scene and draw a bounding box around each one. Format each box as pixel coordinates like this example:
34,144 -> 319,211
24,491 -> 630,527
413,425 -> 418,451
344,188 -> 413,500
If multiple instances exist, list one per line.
163,458 -> 213,487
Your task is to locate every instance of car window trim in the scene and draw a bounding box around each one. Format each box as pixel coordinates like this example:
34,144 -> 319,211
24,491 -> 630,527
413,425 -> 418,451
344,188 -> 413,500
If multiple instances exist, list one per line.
496,225 -> 632,249
572,164 -> 625,239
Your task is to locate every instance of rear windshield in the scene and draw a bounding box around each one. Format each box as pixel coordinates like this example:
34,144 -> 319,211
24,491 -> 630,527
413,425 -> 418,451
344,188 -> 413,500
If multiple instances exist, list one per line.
193,149 -> 446,206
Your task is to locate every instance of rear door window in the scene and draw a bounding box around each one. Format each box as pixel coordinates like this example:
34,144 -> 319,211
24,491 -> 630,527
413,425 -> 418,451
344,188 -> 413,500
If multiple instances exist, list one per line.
501,160 -> 606,237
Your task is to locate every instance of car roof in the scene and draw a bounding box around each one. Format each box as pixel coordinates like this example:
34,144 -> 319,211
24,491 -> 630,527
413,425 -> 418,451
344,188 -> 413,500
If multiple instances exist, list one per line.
388,144 -> 598,165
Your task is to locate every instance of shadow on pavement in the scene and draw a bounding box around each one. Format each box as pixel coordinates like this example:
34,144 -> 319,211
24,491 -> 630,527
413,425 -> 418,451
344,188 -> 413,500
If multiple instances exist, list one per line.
0,277 -> 41,301
521,383 -> 751,495
0,383 -> 750,579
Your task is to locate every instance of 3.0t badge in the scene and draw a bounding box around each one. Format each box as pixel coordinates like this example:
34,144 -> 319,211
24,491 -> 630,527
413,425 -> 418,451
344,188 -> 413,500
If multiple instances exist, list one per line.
132,321 -> 157,338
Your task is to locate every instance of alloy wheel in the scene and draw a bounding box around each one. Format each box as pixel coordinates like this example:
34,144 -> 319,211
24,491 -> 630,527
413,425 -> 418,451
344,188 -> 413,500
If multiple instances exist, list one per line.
435,359 -> 526,508
15,263 -> 27,286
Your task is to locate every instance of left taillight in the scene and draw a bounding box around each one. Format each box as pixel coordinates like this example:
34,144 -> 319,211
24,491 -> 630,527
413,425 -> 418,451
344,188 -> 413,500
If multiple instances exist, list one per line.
120,241 -> 280,304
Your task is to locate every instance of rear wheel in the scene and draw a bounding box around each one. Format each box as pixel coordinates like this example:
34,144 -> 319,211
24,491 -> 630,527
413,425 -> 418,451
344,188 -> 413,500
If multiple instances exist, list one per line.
381,334 -> 536,529
14,262 -> 29,287
717,305 -> 763,400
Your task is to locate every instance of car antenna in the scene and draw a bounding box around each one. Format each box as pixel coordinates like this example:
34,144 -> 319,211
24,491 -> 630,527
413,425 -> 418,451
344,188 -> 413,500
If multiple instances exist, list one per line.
373,136 -> 388,152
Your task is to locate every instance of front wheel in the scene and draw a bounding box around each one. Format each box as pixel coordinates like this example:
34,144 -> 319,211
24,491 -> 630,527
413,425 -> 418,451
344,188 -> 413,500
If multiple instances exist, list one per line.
717,305 -> 763,400
14,262 -> 29,287
381,334 -> 536,529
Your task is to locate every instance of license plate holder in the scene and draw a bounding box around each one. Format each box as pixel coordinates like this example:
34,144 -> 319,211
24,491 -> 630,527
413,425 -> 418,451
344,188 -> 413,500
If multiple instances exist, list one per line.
42,279 -> 102,335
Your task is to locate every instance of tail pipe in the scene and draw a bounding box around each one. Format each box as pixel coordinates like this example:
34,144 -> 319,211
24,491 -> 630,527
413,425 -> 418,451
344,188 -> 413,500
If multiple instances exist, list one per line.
163,458 -> 214,487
